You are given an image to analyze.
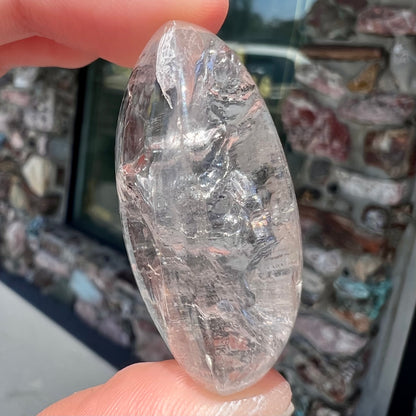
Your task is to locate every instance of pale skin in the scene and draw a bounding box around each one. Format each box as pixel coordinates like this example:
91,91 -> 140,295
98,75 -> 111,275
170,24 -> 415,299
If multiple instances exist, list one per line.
1,0 -> 293,414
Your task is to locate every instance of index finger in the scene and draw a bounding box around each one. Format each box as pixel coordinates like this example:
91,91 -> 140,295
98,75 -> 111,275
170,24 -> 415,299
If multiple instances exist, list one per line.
0,0 -> 229,67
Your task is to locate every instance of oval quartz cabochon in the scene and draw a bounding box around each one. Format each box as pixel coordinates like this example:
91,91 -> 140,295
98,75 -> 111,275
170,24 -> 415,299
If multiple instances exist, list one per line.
116,21 -> 302,395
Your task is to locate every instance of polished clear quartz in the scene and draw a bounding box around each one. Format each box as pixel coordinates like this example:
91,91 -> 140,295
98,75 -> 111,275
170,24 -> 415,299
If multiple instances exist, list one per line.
116,21 -> 302,395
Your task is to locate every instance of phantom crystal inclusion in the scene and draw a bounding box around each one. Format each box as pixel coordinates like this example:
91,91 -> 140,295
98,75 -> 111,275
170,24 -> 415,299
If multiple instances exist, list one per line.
116,21 -> 302,395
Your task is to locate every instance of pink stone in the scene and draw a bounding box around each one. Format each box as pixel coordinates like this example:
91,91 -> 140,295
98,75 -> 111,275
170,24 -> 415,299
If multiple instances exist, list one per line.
282,90 -> 350,161
97,317 -> 131,347
295,63 -> 347,100
338,93 -> 415,125
0,89 -> 31,107
34,250 -> 69,277
364,128 -> 415,178
357,6 -> 416,36
74,300 -> 99,327
294,314 -> 368,357
4,221 -> 26,258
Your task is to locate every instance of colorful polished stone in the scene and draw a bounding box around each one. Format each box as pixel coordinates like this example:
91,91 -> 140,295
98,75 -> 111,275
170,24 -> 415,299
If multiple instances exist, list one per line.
282,90 -> 350,161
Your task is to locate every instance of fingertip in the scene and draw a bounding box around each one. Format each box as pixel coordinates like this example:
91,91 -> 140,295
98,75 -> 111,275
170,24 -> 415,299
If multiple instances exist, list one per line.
195,0 -> 229,33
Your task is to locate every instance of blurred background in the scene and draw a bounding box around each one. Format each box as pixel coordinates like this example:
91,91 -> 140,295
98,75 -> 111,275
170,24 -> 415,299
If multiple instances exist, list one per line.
1,0 -> 416,415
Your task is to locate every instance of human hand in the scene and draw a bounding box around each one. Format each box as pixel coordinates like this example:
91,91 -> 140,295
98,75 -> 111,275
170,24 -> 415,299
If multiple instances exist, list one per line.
38,360 -> 293,416
0,0 -> 228,75
5,2 -> 293,415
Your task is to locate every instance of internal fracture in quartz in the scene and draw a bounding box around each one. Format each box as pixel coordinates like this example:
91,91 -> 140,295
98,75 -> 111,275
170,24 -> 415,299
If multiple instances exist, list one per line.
116,21 -> 302,395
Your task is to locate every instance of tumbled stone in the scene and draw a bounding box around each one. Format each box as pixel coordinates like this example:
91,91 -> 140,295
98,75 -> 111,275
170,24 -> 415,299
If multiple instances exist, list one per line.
69,269 -> 103,305
288,338 -> 362,404
347,62 -> 381,93
9,181 -> 29,212
116,21 -> 302,395
362,206 -> 389,234
301,45 -> 384,61
4,221 -> 26,258
303,245 -> 343,277
300,206 -> 387,254
9,131 -> 24,150
357,6 -> 416,36
282,91 -> 350,161
294,314 -> 368,357
34,250 -> 69,277
321,212 -> 387,255
22,154 -> 56,197
391,36 -> 416,95
334,275 -> 371,301
364,128 -> 415,178
295,63 -> 347,100
333,276 -> 392,322
333,168 -> 410,205
353,254 -> 383,281
338,93 -> 415,125
331,308 -> 371,334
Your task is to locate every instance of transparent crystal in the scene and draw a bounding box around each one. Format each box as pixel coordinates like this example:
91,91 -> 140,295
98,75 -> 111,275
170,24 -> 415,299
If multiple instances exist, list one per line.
115,21 -> 302,395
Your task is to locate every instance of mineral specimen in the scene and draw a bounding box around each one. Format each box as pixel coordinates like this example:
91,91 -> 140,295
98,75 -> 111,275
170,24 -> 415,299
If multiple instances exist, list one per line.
116,21 -> 302,395
338,93 -> 415,125
282,90 -> 350,161
362,206 -> 389,234
294,314 -> 368,357
295,63 -> 347,100
390,36 -> 416,95
357,6 -> 416,36
364,128 -> 415,178
303,244 -> 343,277
347,62 -> 381,93
333,168 -> 410,205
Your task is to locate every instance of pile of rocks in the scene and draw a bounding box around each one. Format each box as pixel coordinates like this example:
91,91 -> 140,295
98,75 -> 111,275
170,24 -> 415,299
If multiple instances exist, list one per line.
277,1 -> 416,414
0,67 -> 171,362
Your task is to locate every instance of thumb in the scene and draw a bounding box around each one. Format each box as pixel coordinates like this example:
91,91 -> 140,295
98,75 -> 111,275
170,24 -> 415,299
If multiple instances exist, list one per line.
38,360 -> 293,416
